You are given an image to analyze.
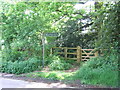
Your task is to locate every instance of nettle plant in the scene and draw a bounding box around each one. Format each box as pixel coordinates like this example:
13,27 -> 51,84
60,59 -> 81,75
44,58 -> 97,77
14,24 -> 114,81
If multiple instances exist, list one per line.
45,55 -> 71,70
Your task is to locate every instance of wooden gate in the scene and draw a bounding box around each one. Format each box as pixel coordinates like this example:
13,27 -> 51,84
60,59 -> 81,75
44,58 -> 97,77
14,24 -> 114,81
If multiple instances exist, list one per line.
81,49 -> 98,61
51,46 -> 98,63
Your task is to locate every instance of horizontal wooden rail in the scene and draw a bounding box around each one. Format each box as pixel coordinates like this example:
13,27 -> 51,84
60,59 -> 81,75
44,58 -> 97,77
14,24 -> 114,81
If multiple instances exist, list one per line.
81,59 -> 88,61
53,47 -> 65,49
67,48 -> 77,49
82,53 -> 95,55
82,56 -> 95,57
56,52 -> 64,54
67,52 -> 77,55
66,58 -> 77,60
56,52 -> 77,55
82,49 -> 94,50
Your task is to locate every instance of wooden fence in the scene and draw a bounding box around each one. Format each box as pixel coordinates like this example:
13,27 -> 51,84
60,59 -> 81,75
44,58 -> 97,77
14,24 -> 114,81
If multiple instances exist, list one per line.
51,46 -> 98,63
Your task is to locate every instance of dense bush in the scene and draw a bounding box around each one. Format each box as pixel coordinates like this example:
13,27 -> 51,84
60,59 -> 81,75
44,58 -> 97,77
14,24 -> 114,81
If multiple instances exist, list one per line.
2,42 -> 42,62
46,55 -> 72,70
44,55 -> 57,65
2,49 -> 28,62
48,59 -> 71,71
73,51 -> 119,87
0,58 -> 41,74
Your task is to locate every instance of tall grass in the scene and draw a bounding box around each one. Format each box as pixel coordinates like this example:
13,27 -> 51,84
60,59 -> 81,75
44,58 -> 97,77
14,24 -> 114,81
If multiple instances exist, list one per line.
72,51 -> 119,87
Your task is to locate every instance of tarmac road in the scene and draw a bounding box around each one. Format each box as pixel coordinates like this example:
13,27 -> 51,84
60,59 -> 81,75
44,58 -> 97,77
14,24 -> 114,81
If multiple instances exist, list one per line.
0,77 -> 72,89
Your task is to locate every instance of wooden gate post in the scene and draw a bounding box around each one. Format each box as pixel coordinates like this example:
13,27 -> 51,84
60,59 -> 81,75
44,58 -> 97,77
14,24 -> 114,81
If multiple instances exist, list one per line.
64,47 -> 67,60
77,46 -> 81,63
95,51 -> 98,57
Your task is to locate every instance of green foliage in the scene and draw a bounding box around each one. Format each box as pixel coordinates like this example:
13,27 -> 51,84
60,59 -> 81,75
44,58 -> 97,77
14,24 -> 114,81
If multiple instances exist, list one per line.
93,2 -> 120,51
45,55 -> 71,70
72,52 -> 119,87
24,71 -> 74,80
2,49 -> 28,62
48,59 -> 71,71
1,1 -> 119,87
0,58 -> 41,74
56,8 -> 96,48
44,55 -> 57,65
1,2 -> 76,62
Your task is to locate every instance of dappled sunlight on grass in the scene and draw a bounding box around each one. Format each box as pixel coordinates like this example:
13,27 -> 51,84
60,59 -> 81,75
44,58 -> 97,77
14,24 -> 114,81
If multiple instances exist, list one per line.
24,71 -> 76,80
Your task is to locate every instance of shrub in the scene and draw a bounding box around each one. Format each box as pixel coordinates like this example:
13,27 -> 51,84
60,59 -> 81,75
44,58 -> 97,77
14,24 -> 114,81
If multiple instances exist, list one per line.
44,55 -> 57,65
47,55 -> 72,70
72,52 -> 119,87
0,58 -> 41,74
2,49 -> 29,62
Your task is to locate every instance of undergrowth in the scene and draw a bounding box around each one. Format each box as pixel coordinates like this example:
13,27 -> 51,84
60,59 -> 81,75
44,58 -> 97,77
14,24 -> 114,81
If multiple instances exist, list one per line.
0,58 -> 41,74
23,52 -> 119,87
45,55 -> 73,70
24,71 -> 74,80
72,51 -> 119,87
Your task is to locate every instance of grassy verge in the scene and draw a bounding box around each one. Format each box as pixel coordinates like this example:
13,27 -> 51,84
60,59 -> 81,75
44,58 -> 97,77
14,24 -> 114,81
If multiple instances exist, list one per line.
20,71 -> 75,81
72,53 -> 119,87
19,53 -> 119,88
